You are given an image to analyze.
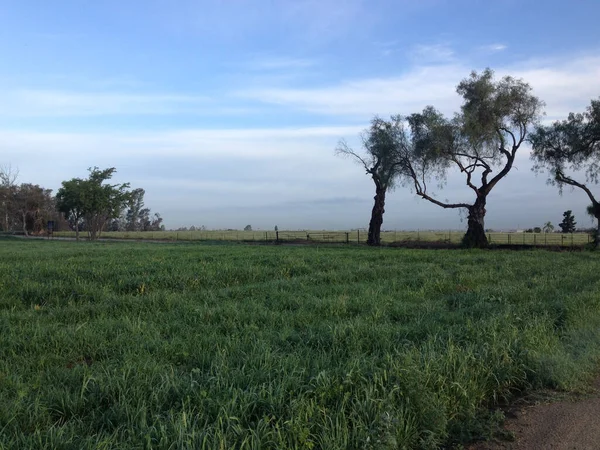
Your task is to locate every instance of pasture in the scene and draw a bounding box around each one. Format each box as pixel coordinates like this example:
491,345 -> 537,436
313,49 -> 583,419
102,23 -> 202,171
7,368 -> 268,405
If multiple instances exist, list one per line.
1,238 -> 599,449
53,229 -> 594,247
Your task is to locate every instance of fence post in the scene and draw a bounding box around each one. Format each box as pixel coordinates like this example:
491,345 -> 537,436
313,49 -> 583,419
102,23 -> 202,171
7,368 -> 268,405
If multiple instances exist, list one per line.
307,233 -> 310,241
562,234 -> 565,246
265,231 -> 268,241
534,234 -> 536,246
357,230 -> 360,243
276,230 -> 279,242
417,229 -> 420,241
345,232 -> 349,244
488,233 -> 491,244
508,234 -> 511,245
571,233 -> 574,247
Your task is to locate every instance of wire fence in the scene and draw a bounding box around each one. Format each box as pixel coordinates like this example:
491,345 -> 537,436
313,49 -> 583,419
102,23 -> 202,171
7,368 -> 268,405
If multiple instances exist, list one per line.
52,229 -> 595,247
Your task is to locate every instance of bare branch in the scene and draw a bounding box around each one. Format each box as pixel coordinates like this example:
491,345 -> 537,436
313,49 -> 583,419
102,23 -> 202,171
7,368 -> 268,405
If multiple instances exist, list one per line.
335,140 -> 371,172
0,164 -> 19,187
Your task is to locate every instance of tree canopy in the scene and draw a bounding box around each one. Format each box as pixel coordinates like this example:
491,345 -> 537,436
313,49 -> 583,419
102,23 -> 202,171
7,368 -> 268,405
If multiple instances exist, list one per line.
403,69 -> 544,247
530,98 -> 600,246
56,167 -> 132,240
336,116 -> 412,245
559,210 -> 577,233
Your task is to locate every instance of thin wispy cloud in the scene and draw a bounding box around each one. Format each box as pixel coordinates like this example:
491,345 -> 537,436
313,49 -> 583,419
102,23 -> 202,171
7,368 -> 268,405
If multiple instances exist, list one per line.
479,43 -> 507,53
0,90 -> 215,117
234,64 -> 466,117
374,40 -> 399,57
239,56 -> 317,71
409,43 -> 456,63
236,53 -> 600,121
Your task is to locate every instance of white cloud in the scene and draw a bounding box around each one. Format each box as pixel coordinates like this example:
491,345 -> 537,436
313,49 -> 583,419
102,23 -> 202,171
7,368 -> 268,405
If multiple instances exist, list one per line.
0,90 -> 211,117
0,126 -> 363,161
410,43 -> 456,63
502,55 -> 600,120
235,64 -> 467,117
242,56 -> 316,71
479,43 -> 507,53
235,53 -> 600,122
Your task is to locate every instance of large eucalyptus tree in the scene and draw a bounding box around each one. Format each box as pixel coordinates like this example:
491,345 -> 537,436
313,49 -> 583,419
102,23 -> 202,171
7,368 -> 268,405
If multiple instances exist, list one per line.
404,69 -> 544,248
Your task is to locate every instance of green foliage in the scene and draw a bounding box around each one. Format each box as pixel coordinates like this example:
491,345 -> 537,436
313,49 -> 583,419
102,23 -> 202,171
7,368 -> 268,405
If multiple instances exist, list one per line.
559,210 -> 577,233
531,98 -> 600,187
336,116 -> 415,245
56,167 -> 131,240
403,69 -> 544,248
543,221 -> 554,233
11,183 -> 55,235
1,240 -> 599,448
530,99 -> 600,246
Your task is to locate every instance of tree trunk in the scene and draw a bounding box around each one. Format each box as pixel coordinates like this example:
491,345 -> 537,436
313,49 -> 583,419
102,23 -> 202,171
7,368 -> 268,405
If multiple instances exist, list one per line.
462,197 -> 488,248
21,212 -> 28,237
367,187 -> 386,246
595,216 -> 600,249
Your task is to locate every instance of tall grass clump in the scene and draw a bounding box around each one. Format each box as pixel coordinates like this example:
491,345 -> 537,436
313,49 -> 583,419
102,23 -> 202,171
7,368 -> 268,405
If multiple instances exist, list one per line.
0,238 -> 599,448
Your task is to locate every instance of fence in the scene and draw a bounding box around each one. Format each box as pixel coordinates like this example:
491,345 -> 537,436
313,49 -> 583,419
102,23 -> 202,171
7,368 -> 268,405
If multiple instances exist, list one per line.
52,229 -> 594,247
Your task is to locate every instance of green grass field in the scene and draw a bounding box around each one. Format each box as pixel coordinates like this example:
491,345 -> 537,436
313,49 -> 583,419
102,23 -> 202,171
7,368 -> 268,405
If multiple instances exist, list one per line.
53,229 -> 594,247
1,239 -> 599,449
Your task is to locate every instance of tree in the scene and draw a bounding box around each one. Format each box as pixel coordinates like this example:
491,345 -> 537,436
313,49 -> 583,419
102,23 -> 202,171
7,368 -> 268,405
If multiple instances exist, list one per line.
403,69 -> 544,248
0,164 -> 19,231
543,221 -> 554,233
244,225 -> 252,231
559,210 -> 577,233
336,116 -> 410,246
530,98 -> 600,247
57,167 -> 131,240
13,184 -> 53,236
56,178 -> 86,240
125,188 -> 145,231
533,227 -> 542,233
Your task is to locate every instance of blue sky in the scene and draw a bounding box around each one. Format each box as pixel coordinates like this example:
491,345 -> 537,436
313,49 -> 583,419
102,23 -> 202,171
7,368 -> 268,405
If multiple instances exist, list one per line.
1,0 -> 600,230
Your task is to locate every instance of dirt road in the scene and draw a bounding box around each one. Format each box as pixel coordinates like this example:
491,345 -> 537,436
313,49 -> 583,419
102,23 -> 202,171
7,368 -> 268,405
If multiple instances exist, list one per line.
470,378 -> 600,449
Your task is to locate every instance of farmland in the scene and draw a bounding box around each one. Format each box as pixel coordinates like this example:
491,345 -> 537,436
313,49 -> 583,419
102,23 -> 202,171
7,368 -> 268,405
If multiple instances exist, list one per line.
1,238 -> 599,449
53,229 -> 595,247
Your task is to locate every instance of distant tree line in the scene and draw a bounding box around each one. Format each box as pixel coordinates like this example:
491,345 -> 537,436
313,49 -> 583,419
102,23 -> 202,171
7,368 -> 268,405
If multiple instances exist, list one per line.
338,69 -> 600,249
0,165 -> 65,236
0,166 -> 164,240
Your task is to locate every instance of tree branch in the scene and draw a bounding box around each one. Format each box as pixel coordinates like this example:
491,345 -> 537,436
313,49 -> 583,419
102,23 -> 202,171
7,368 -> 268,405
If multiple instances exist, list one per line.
335,141 -> 371,173
416,191 -> 471,210
556,170 -> 599,206
500,127 -> 517,149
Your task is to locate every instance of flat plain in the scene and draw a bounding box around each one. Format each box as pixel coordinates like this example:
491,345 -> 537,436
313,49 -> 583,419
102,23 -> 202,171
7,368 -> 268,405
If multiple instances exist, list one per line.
1,238 -> 599,449
52,229 -> 594,247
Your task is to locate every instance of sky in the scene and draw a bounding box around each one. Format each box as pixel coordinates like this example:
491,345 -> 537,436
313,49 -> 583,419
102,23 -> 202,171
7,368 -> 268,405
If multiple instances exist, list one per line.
1,0 -> 599,231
